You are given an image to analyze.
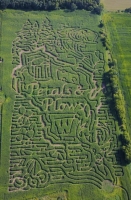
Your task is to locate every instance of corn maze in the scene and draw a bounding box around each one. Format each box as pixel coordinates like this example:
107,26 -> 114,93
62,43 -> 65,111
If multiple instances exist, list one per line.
9,18 -> 123,191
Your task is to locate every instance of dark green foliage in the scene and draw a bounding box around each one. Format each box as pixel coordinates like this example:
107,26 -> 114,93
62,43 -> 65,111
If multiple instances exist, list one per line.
99,20 -> 104,28
125,7 -> 131,13
0,0 -> 102,13
57,197 -> 63,200
122,131 -> 130,145
71,3 -> 77,11
0,0 -> 10,9
93,3 -> 104,15
122,144 -> 131,163
100,33 -> 110,50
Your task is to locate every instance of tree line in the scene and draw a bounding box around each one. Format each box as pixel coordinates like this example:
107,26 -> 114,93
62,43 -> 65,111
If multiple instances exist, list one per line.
125,7 -> 131,13
108,66 -> 131,164
0,0 -> 103,14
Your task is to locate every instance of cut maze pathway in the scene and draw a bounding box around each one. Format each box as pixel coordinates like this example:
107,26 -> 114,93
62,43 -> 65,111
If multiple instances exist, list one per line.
9,19 -> 124,193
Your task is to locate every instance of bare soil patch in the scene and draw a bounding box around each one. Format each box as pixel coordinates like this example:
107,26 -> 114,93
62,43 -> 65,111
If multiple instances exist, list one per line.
101,0 -> 131,11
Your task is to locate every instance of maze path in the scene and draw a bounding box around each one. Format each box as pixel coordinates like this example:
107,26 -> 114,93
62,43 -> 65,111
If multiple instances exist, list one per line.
9,19 -> 123,191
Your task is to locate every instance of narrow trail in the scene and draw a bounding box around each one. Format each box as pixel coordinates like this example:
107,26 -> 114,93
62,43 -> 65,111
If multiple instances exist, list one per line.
12,50 -> 28,77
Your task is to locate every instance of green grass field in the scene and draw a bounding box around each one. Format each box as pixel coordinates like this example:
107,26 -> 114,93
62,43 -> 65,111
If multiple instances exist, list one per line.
0,9 -> 131,200
104,12 -> 131,199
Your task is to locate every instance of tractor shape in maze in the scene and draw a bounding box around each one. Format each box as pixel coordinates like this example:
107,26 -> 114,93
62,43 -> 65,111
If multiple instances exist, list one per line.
9,19 -> 123,191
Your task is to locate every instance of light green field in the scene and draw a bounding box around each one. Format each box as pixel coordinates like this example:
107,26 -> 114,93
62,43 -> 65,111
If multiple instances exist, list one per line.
104,12 -> 131,198
104,13 -> 131,135
0,9 -> 130,200
101,0 -> 131,11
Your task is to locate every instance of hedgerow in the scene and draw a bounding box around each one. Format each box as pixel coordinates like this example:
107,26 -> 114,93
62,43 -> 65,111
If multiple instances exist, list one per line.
0,0 -> 104,14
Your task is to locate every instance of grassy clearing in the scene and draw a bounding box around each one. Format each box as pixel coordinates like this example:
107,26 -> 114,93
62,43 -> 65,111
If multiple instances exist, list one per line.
0,9 -> 130,200
101,0 -> 131,11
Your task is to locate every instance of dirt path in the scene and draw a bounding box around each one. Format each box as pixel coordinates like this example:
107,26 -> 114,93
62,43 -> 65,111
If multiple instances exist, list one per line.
12,50 -> 28,76
12,44 -> 72,77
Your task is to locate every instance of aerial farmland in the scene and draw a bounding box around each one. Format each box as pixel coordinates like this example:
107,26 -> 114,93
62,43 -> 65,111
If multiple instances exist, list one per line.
0,1 -> 131,199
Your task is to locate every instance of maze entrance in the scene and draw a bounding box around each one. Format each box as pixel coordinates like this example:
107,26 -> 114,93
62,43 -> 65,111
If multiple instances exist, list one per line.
9,19 -> 123,191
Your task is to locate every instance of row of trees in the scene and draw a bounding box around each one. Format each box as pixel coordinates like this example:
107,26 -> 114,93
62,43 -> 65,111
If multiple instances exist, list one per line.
108,67 -> 131,163
0,0 -> 103,14
99,26 -> 111,51
125,7 -> 131,13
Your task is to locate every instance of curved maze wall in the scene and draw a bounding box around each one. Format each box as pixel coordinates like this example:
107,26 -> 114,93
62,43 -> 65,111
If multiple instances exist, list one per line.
9,18 -> 123,191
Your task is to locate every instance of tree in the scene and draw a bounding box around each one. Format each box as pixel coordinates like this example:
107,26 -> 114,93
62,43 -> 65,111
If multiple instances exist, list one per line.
94,3 -> 104,15
55,2 -> 60,10
71,3 -> 77,11
122,144 -> 131,163
99,20 -> 104,28
125,7 -> 131,13
88,6 -> 94,11
122,131 -> 130,145
0,0 -> 10,9
96,0 -> 100,4
0,0 -> 102,12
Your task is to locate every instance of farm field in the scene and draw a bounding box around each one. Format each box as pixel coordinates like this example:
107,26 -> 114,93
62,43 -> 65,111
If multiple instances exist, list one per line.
104,13 -> 131,137
104,13 -> 131,192
0,9 -> 131,200
101,0 -> 131,11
